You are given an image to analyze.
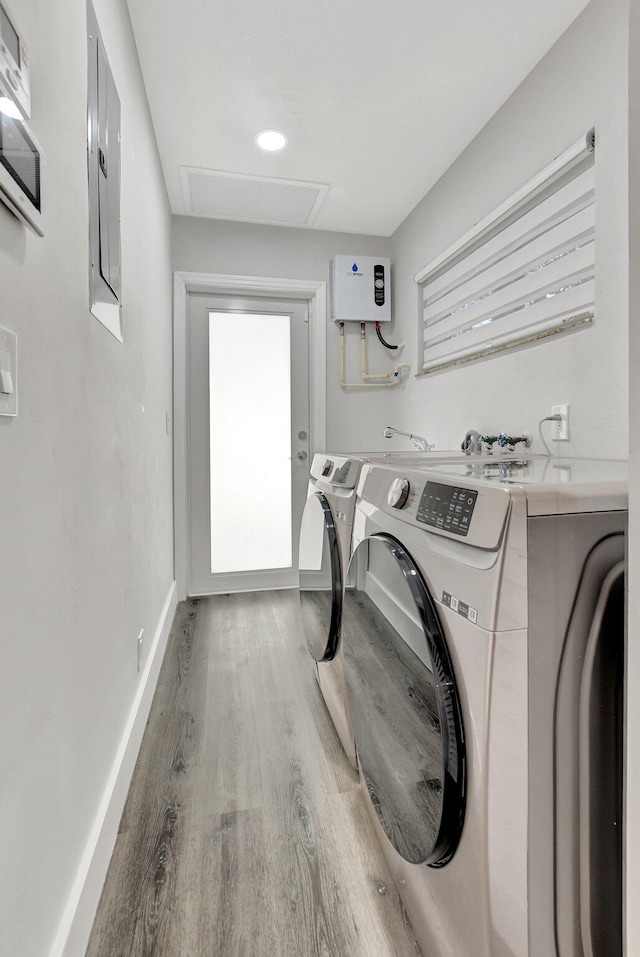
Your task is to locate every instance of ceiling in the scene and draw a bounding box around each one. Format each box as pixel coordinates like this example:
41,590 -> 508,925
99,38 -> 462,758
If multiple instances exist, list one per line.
126,0 -> 591,236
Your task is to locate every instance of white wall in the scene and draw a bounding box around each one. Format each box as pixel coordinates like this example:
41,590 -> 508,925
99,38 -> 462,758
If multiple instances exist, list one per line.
389,0 -> 628,457
0,1 -> 175,955
172,217 -> 394,451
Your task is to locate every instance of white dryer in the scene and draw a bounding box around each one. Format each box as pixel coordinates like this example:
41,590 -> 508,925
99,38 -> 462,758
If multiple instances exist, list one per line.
343,456 -> 626,957
298,449 -> 527,768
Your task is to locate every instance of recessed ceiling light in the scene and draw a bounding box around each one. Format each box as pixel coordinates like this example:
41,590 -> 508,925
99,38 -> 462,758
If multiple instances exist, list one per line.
255,129 -> 288,152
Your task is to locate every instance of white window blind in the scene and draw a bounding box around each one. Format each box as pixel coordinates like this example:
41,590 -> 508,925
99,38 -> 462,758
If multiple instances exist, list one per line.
415,131 -> 595,375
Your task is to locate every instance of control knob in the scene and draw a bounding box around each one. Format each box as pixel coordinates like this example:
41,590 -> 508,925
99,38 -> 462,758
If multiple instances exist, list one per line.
387,477 -> 410,509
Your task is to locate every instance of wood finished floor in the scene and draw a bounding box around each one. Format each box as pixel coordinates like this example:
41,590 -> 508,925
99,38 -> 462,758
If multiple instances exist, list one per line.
87,592 -> 422,957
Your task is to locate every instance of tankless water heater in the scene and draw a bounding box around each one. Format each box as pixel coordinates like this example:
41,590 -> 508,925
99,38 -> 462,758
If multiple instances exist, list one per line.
331,255 -> 391,322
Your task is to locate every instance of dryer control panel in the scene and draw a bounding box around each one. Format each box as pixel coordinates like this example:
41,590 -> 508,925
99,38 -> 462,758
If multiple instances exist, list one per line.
360,465 -> 512,551
416,482 -> 478,537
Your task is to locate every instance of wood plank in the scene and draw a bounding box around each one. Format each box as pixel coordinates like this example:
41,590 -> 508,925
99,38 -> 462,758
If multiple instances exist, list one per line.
87,591 -> 422,957
117,599 -> 206,835
191,593 -> 264,818
306,670 -> 360,795
318,788 -> 422,957
246,589 -> 314,704
252,698 -> 420,957
87,599 -> 207,955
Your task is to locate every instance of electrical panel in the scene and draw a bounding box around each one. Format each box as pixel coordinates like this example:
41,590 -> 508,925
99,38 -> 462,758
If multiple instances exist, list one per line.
87,0 -> 122,339
331,255 -> 391,323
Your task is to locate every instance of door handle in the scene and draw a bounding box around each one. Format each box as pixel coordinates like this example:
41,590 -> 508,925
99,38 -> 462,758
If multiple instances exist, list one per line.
290,450 -> 308,461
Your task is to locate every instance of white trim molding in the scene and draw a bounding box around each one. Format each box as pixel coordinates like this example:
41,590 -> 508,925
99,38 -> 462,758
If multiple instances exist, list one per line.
49,581 -> 179,957
173,271 -> 327,600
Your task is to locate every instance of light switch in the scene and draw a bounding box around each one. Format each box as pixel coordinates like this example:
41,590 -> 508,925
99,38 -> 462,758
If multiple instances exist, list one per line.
0,364 -> 13,394
0,326 -> 17,416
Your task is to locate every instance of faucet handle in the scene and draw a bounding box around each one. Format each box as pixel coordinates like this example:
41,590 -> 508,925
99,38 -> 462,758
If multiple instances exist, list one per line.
498,432 -> 532,452
509,432 -> 532,451
461,429 -> 483,453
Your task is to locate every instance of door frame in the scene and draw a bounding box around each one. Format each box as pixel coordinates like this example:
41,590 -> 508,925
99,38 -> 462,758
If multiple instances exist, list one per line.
173,270 -> 327,601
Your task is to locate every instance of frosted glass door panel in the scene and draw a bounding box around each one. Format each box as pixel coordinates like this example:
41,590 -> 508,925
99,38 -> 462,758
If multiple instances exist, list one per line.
188,293 -> 309,596
209,312 -> 292,573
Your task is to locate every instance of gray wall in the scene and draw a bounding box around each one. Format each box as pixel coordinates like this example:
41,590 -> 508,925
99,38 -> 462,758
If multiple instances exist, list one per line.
389,0 -> 628,457
0,1 -> 174,954
172,217 -> 395,451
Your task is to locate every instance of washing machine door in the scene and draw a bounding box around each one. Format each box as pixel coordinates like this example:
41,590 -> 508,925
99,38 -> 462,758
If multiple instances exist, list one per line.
343,533 -> 466,866
298,490 -> 343,662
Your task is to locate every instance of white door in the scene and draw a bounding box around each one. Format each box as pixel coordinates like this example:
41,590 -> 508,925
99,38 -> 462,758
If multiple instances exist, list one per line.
188,293 -> 310,595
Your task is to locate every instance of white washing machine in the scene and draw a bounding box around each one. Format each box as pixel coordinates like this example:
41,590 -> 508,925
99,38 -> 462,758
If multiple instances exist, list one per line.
299,451 -> 436,767
343,456 -> 626,957
298,446 -> 532,768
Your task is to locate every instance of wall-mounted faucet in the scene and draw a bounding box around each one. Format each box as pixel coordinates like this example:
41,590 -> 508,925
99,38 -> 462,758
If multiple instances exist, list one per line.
384,426 -> 434,452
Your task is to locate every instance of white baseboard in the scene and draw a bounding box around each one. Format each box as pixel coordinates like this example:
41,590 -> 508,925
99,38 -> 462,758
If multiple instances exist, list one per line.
48,580 -> 179,957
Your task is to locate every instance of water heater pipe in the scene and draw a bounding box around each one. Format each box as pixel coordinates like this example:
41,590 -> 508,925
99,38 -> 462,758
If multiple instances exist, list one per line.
339,322 -> 409,388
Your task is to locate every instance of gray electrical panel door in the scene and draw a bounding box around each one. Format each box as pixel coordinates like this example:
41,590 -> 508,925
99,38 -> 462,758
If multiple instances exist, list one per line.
96,38 -> 120,298
87,1 -> 121,334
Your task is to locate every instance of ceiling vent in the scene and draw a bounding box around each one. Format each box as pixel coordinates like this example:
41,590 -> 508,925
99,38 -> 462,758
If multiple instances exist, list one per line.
180,167 -> 329,228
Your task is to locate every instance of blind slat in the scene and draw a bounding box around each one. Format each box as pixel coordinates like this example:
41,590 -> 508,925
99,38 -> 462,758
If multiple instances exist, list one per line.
417,133 -> 595,374
423,166 -> 594,305
423,203 -> 595,320
421,312 -> 593,374
424,244 -> 594,336
423,280 -> 595,365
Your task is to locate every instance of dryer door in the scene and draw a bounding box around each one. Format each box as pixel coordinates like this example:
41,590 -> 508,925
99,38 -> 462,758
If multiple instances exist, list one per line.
298,490 -> 343,662
343,533 -> 466,866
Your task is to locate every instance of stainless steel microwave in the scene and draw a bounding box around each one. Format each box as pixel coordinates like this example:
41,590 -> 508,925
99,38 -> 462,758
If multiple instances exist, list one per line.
0,72 -> 44,235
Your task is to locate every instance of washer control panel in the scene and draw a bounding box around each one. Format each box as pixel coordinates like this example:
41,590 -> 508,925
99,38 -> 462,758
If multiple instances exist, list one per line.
416,482 -> 478,537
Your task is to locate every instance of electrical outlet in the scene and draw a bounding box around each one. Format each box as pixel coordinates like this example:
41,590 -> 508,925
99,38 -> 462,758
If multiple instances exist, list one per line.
551,404 -> 570,441
137,629 -> 144,672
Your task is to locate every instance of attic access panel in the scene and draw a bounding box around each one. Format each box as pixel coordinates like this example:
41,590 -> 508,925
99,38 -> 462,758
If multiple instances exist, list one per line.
180,166 -> 329,228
